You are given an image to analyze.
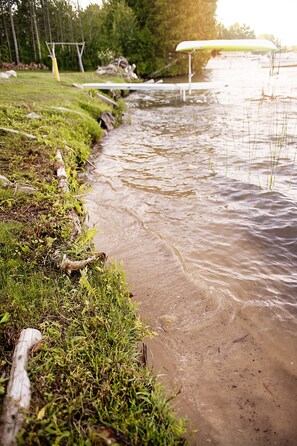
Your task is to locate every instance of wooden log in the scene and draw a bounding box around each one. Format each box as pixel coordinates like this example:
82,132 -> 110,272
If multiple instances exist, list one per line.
0,328 -> 42,446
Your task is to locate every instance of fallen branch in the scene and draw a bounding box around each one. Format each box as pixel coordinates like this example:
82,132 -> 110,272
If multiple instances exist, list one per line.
0,328 -> 42,446
0,127 -> 36,140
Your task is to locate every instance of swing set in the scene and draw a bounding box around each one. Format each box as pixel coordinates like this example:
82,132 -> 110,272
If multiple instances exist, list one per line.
46,41 -> 85,81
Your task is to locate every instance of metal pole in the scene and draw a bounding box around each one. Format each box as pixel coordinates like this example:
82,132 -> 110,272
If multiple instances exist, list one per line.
76,43 -> 85,72
188,52 -> 192,95
51,43 -> 60,81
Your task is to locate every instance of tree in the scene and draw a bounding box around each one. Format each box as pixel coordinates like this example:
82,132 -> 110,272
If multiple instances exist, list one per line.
217,22 -> 255,40
100,0 -> 138,57
126,0 -> 217,76
7,0 -> 20,64
32,0 -> 42,61
0,0 -> 12,62
0,0 -> 218,74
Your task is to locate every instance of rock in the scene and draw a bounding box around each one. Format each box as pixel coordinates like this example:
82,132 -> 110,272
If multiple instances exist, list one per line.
99,112 -> 116,132
26,112 -> 40,119
6,70 -> 17,77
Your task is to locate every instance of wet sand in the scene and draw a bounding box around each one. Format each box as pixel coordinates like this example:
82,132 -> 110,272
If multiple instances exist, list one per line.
86,196 -> 297,446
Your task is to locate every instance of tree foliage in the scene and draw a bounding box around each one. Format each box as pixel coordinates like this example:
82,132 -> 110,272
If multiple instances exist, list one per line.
0,0 -> 218,76
217,22 -> 256,40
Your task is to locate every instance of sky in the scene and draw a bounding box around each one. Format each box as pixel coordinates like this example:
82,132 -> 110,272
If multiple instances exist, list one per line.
216,0 -> 297,45
78,0 -> 297,46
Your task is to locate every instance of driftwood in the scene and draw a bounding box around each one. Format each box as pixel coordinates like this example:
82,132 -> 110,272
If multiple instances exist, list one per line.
59,252 -> 107,275
0,127 -> 36,140
0,328 -> 42,446
96,92 -> 118,108
55,150 -> 69,194
0,174 -> 36,193
96,56 -> 138,81
72,83 -> 84,90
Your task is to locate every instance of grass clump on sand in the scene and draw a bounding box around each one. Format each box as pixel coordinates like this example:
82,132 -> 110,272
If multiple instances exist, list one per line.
0,72 -> 185,445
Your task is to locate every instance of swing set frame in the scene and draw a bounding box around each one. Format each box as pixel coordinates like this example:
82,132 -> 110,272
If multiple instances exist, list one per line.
46,41 -> 85,81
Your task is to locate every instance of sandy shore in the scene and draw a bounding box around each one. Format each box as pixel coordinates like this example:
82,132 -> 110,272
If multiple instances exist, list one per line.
87,193 -> 297,446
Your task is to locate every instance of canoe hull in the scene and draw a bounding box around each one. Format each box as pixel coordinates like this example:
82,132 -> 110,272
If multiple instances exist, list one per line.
176,39 -> 277,53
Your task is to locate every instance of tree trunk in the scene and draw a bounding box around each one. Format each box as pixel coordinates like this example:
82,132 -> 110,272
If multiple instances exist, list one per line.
32,0 -> 42,61
30,0 -> 37,60
8,0 -> 20,64
77,1 -> 84,42
1,6 -> 12,61
44,0 -> 52,42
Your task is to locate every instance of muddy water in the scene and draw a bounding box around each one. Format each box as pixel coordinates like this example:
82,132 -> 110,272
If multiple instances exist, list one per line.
86,59 -> 297,445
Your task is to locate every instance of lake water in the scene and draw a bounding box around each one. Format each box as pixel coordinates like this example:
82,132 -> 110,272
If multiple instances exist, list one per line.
86,58 -> 297,445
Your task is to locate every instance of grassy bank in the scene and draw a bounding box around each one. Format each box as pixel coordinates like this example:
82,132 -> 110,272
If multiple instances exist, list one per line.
0,72 -> 185,445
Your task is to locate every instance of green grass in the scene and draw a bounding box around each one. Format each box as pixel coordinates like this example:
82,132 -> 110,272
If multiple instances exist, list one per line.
0,72 -> 185,445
